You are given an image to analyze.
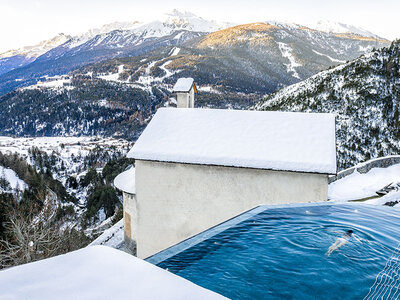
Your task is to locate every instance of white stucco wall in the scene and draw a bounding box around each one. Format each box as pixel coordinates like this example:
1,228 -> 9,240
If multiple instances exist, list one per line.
176,93 -> 189,108
132,160 -> 329,259
176,89 -> 194,108
123,192 -> 138,249
189,88 -> 194,108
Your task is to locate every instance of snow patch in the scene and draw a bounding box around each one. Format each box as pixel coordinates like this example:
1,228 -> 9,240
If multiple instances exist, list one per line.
312,49 -> 346,63
90,219 -> 125,249
365,190 -> 400,206
0,166 -> 27,192
99,64 -> 125,82
170,47 -> 181,56
198,85 -> 221,94
24,75 -> 72,91
277,42 -> 301,79
328,164 -> 400,201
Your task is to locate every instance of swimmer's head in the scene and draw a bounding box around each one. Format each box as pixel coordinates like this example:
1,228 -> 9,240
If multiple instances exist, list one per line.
347,230 -> 353,235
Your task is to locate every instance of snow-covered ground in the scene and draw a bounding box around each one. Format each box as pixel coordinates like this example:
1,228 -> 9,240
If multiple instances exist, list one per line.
197,85 -> 221,94
90,219 -> 125,250
137,53 -> 182,88
170,46 -> 181,56
0,166 -> 27,192
99,64 -> 126,82
96,51 -> 182,94
364,190 -> 400,206
329,163 -> 400,203
0,245 -> 226,300
0,136 -> 132,205
0,136 -> 131,164
23,75 -> 73,91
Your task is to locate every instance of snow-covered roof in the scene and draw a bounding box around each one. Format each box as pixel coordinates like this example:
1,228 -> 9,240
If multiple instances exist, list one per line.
0,246 -> 226,300
114,166 -> 135,194
127,108 -> 337,174
172,78 -> 196,92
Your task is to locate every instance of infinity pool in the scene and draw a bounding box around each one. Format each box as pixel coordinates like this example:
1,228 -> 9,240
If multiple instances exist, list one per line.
147,203 -> 400,299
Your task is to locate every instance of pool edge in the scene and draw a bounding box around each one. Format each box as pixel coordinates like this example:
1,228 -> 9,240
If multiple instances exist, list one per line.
145,201 -> 365,265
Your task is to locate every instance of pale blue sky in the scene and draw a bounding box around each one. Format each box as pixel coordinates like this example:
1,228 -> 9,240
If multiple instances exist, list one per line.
1,0 -> 399,53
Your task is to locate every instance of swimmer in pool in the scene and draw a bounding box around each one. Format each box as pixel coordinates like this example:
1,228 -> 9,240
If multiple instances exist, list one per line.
326,230 -> 361,256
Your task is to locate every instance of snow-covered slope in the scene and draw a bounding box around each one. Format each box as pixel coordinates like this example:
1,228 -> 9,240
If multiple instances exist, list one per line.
0,245 -> 226,300
307,20 -> 382,39
54,9 -> 227,53
329,163 -> 400,201
0,136 -> 135,239
0,34 -> 71,76
0,165 -> 27,192
255,41 -> 400,170
67,10 -> 227,49
0,136 -> 131,203
0,33 -> 71,59
328,155 -> 400,206
90,219 -> 125,250
193,22 -> 388,88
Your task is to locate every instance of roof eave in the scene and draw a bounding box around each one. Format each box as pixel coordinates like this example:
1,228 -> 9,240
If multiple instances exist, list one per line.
133,158 -> 336,176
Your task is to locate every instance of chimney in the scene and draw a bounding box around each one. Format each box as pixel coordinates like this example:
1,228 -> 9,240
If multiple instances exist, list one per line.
172,78 -> 197,108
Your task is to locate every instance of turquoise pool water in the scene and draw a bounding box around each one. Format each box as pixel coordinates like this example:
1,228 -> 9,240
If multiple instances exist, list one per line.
148,203 -> 400,299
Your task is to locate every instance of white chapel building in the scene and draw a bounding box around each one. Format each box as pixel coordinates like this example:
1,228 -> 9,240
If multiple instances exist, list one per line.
115,78 -> 337,259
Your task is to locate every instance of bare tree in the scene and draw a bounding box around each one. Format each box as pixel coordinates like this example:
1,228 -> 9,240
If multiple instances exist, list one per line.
0,187 -> 92,269
0,206 -> 61,269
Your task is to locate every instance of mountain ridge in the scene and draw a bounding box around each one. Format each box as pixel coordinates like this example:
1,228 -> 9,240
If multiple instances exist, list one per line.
0,11 -> 388,92
254,40 -> 400,170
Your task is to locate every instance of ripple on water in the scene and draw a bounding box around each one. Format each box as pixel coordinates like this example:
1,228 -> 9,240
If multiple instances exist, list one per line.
157,204 -> 400,300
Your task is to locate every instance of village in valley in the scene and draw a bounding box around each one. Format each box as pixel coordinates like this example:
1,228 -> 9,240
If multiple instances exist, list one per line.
0,2 -> 400,299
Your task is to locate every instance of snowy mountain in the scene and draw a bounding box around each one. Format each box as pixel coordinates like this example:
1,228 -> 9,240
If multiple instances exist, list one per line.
0,33 -> 71,76
190,22 -> 388,88
0,10 -> 230,95
159,9 -> 232,33
0,11 -> 389,96
0,33 -> 71,60
62,10 -> 224,50
0,22 -> 147,76
254,40 -> 400,170
306,20 -> 381,39
74,21 -> 389,95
